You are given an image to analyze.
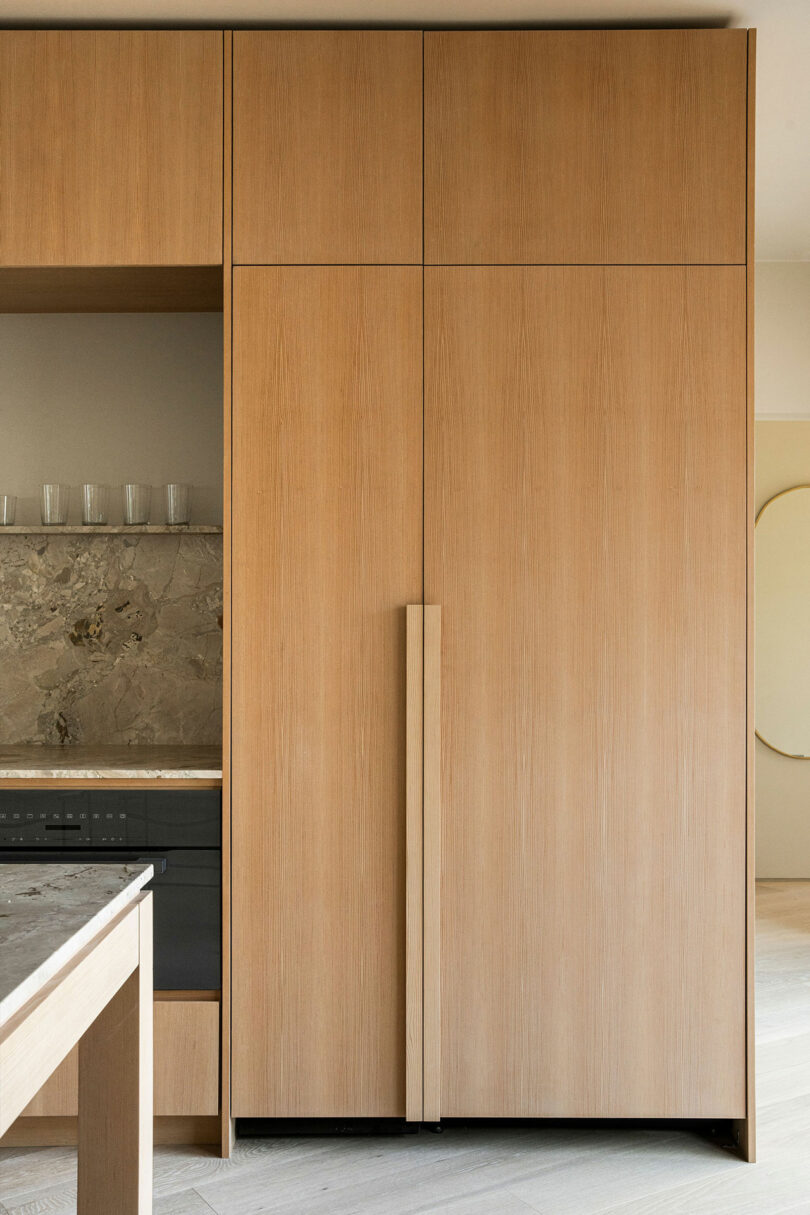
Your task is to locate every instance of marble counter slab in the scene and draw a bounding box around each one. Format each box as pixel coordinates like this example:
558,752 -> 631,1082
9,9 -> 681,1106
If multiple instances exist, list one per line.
0,862 -> 152,1026
0,744 -> 222,780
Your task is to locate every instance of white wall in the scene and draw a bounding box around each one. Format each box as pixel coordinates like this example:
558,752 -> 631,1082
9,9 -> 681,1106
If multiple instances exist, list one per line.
755,262 -> 810,419
756,422 -> 810,876
0,313 -> 223,525
755,262 -> 810,876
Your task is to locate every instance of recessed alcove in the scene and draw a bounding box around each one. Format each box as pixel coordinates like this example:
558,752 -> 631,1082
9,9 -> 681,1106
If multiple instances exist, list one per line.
0,301 -> 223,748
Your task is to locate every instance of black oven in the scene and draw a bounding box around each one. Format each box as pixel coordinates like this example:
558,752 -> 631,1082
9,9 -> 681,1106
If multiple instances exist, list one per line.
0,789 -> 221,990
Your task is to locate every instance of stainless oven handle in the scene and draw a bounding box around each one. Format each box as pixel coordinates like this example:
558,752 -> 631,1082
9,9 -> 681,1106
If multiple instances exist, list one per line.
136,855 -> 168,875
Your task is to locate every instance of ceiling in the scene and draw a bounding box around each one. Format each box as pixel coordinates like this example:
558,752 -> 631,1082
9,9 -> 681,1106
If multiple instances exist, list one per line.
1,0 -> 807,260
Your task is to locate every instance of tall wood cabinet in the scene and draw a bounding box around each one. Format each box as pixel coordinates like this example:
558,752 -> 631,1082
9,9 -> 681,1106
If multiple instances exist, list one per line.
231,266 -> 422,1116
228,25 -> 754,1153
0,26 -> 754,1149
426,266 -> 747,1118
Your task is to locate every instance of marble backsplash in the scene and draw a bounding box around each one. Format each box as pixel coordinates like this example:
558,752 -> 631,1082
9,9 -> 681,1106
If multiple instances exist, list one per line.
0,534 -> 222,745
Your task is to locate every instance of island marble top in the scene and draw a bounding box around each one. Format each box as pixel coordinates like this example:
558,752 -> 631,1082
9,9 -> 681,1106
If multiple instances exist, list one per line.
0,862 -> 153,1027
0,745 -> 222,781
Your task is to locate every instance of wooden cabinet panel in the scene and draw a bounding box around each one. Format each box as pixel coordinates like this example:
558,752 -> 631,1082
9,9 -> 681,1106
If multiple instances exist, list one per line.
425,30 -> 747,265
231,267 -> 422,1117
0,31 -> 222,266
154,1000 -> 219,1116
425,266 -> 747,1117
233,32 -> 422,264
22,998 -> 219,1117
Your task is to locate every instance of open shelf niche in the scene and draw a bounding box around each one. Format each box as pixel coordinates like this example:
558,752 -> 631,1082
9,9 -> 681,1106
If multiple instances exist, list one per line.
0,299 -> 224,750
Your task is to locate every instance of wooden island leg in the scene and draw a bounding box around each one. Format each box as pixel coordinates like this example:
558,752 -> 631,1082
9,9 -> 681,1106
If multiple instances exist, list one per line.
77,894 -> 153,1215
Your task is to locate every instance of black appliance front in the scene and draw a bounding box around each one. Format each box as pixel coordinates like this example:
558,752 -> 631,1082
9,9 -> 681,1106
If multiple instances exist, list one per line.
0,789 -> 221,990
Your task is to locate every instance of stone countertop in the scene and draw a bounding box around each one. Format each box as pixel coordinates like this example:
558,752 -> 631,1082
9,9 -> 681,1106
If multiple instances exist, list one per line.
0,745 -> 222,781
0,862 -> 153,1026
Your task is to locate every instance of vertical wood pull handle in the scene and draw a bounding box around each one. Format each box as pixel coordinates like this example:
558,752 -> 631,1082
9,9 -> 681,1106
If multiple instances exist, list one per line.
405,604 -> 441,1124
405,605 -> 424,1122
423,605 -> 441,1122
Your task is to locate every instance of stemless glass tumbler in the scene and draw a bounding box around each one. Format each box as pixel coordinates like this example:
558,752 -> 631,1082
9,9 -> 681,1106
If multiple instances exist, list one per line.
123,484 -> 151,525
81,484 -> 109,525
40,484 -> 70,525
165,484 -> 191,525
0,495 -> 17,525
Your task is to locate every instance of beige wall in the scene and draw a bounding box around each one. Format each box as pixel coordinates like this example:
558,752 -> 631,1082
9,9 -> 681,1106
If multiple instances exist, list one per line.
756,421 -> 810,876
755,263 -> 810,419
754,262 -> 810,877
0,313 -> 222,525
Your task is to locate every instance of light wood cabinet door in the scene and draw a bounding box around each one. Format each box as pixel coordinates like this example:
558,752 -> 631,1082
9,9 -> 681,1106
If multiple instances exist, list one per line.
425,266 -> 747,1118
233,32 -> 422,264
232,267 -> 422,1117
21,998 -> 219,1117
425,30 -> 747,264
0,31 -> 222,266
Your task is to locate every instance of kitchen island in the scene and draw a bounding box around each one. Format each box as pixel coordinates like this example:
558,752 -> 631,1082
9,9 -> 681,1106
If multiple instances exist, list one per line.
0,863 -> 154,1213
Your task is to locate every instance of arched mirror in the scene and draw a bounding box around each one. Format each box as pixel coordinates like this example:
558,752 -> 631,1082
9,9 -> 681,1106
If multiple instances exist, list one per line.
756,485 -> 810,757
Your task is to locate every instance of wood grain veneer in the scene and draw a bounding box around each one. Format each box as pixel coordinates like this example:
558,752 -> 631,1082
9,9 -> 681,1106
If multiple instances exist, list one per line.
424,30 -> 747,265
0,31 -> 222,267
154,1000 -> 219,1116
422,605 -> 442,1123
233,31 -> 422,264
231,267 -> 422,1117
20,996 -> 220,1119
77,896 -> 152,1214
405,605 -> 424,1122
425,266 -> 747,1118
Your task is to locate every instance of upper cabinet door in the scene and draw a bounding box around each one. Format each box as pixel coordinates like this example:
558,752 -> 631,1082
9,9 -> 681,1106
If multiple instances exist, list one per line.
425,30 -> 748,265
233,32 -> 422,264
0,31 -> 222,267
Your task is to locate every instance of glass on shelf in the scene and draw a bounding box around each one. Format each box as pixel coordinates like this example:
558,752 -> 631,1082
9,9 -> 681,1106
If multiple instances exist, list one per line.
0,495 -> 17,526
81,484 -> 109,526
123,484 -> 151,526
40,484 -> 69,525
165,483 -> 191,525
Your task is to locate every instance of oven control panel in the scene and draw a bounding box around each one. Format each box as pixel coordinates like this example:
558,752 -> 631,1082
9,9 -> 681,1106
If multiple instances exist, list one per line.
0,806 -> 129,845
0,789 -> 220,848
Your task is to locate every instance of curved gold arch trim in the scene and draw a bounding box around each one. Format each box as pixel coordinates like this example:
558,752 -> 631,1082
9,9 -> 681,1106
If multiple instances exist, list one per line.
755,484 -> 810,759
755,483 -> 810,524
755,729 -> 810,760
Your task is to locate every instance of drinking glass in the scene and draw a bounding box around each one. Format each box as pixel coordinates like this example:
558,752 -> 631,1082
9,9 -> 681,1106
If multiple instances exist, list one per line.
81,484 -> 109,526
165,484 -> 191,525
40,484 -> 70,525
0,495 -> 16,525
123,484 -> 151,525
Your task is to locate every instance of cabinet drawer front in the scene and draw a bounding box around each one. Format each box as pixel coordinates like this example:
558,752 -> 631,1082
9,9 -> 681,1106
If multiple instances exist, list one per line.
154,1000 -> 220,1116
